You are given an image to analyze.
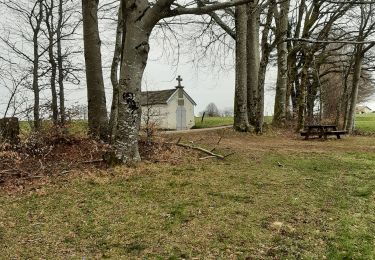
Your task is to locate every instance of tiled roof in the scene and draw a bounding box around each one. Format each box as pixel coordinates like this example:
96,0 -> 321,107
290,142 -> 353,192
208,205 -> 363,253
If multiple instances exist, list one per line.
140,89 -> 177,106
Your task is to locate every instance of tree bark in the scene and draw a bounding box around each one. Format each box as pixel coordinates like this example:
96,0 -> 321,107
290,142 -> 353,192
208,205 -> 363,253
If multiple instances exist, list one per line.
286,52 -> 297,119
32,1 -> 43,130
111,0 -> 153,163
296,58 -> 309,131
306,76 -> 318,125
346,45 -> 363,133
272,0 -> 290,127
82,0 -> 109,140
57,0 -> 65,125
246,2 -> 259,126
255,0 -> 274,133
45,0 -> 59,125
234,4 -> 250,132
109,2 -> 124,142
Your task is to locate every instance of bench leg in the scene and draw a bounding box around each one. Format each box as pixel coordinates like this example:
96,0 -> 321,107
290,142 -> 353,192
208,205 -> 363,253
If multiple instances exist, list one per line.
305,134 -> 309,140
337,134 -> 341,139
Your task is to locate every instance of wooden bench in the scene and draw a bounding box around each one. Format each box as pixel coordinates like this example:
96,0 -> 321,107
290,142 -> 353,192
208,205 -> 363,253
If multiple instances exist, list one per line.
300,125 -> 347,140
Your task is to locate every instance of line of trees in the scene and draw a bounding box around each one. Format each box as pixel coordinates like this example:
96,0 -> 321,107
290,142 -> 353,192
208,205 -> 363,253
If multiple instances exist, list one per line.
1,0 -> 375,164
203,0 -> 375,134
0,0 -> 81,128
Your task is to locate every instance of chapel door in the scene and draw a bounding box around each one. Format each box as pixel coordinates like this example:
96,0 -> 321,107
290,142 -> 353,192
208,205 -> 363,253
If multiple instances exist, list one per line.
176,106 -> 186,130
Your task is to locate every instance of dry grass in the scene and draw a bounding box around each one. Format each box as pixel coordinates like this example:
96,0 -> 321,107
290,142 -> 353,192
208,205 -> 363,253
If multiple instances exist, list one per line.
1,129 -> 375,258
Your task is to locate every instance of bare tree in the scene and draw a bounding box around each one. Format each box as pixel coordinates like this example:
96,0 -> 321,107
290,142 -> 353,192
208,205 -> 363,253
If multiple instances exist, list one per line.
1,0 -> 80,129
45,0 -> 59,124
108,0 -> 252,164
205,102 -> 220,117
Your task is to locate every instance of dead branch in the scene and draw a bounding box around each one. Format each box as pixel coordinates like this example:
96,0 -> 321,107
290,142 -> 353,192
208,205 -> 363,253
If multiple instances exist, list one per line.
166,138 -> 226,159
224,152 -> 235,158
81,159 -> 104,164
199,156 -> 217,160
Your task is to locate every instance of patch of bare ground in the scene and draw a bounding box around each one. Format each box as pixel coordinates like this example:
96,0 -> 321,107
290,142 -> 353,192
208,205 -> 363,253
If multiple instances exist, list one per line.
165,128 -> 375,155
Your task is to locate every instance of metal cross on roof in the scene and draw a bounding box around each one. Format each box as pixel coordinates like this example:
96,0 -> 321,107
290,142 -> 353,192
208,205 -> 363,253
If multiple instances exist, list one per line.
176,75 -> 183,87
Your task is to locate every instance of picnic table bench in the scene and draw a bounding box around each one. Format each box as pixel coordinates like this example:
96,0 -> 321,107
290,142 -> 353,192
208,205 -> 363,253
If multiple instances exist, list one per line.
300,125 -> 347,140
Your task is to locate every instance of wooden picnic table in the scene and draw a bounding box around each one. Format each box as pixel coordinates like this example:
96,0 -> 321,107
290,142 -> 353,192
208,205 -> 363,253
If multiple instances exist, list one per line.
301,124 -> 347,140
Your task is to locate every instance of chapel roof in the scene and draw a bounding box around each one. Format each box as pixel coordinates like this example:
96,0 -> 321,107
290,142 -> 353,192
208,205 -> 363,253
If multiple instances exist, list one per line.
141,88 -> 196,106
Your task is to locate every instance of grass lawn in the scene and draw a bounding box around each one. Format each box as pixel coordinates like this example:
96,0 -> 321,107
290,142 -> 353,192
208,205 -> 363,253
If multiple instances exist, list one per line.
194,114 -> 375,133
193,116 -> 273,129
19,120 -> 89,137
356,113 -> 375,133
193,116 -> 234,128
1,130 -> 375,258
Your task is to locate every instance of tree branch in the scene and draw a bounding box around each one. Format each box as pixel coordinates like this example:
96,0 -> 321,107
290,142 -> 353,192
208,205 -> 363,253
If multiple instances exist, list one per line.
163,0 -> 253,18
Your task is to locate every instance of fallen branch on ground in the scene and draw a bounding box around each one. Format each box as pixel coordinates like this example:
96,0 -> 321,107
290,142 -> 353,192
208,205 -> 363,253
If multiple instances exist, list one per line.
81,159 -> 104,164
166,138 -> 233,160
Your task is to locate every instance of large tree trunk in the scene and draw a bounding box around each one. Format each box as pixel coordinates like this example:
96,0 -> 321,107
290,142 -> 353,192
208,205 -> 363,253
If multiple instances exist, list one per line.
346,46 -> 363,133
82,0 -> 109,140
272,0 -> 290,127
246,2 -> 259,126
109,2 -> 124,142
234,4 -> 250,132
57,0 -> 65,125
111,1 -> 153,164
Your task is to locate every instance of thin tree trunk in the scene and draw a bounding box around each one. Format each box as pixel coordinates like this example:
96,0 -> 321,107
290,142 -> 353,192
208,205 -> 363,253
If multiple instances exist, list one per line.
297,59 -> 309,131
256,0 -> 274,133
246,2 -> 259,126
33,35 -> 40,130
109,2 -> 124,142
286,53 -> 297,120
57,0 -> 65,125
306,78 -> 318,125
32,1 -> 43,130
46,0 -> 59,125
82,0 -> 109,140
234,4 -> 250,132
